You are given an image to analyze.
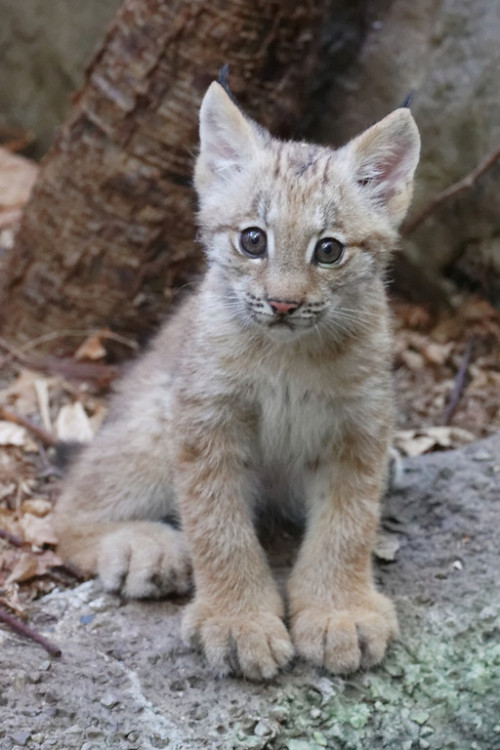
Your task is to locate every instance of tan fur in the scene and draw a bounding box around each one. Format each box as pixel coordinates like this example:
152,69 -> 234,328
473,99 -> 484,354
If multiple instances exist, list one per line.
55,81 -> 420,679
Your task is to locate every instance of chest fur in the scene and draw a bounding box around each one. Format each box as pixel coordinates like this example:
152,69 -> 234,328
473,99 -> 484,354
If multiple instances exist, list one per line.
255,369 -> 343,468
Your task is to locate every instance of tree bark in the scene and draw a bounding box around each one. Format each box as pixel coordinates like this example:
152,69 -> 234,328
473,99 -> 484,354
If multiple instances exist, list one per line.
0,0 -> 326,353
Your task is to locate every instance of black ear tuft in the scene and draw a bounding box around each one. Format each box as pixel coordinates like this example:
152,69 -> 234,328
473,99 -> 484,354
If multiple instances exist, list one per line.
217,64 -> 240,107
400,90 -> 416,109
218,63 -> 230,91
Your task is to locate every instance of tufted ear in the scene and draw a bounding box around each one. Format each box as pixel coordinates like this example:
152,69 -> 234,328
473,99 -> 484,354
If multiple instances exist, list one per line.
195,82 -> 262,191
344,108 -> 421,228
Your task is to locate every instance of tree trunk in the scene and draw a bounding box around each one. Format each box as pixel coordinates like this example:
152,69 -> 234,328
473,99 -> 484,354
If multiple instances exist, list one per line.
0,0 -> 325,353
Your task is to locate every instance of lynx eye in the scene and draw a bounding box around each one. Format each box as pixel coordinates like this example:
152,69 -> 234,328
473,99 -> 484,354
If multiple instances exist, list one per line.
313,237 -> 344,266
240,227 -> 267,258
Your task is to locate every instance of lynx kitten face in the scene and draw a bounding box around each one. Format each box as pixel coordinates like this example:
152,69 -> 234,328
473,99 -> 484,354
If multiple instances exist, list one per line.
195,83 -> 419,342
55,81 -> 420,681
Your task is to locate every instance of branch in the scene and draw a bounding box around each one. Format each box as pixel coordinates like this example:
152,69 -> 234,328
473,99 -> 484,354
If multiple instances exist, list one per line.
0,605 -> 62,657
0,406 -> 58,448
403,146 -> 500,237
443,336 -> 475,425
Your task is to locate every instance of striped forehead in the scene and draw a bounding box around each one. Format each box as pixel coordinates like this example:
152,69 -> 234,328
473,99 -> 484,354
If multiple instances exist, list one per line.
255,141 -> 338,228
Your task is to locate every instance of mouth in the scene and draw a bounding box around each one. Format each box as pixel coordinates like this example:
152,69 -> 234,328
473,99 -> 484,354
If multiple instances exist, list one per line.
268,318 -> 295,330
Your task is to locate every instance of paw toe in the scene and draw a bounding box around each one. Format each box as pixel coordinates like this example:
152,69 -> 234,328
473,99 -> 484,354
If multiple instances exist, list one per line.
292,596 -> 398,674
182,603 -> 293,680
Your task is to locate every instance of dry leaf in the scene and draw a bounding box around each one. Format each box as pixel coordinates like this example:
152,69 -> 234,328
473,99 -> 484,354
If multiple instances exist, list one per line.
421,342 -> 453,366
0,146 -> 38,228
55,402 -> 93,443
394,426 -> 476,457
75,331 -> 108,361
19,513 -> 58,546
22,498 -> 52,518
374,532 -> 401,562
6,555 -> 38,585
35,378 -> 52,432
0,369 -> 40,414
0,482 -> 16,501
400,350 -> 425,371
0,421 -> 38,451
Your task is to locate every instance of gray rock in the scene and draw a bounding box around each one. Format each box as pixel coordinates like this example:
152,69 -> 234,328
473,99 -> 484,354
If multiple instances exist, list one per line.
0,434 -> 499,749
0,0 -> 120,157
318,0 -> 500,301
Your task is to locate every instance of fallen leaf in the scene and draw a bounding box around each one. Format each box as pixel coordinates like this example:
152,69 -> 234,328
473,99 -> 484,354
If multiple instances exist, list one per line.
34,378 -> 52,432
0,146 -> 38,228
6,555 -> 38,585
55,402 -> 93,443
421,342 -> 453,366
374,532 -> 401,562
0,421 -> 38,451
19,513 -> 58,546
0,369 -> 40,414
74,331 -> 108,361
0,482 -> 16,501
400,350 -> 425,371
394,426 -> 476,457
22,498 -> 52,518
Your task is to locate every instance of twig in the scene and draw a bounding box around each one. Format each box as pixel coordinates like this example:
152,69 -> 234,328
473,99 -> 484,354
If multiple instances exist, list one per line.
0,606 -> 61,657
0,528 -> 23,547
0,406 -> 58,448
403,145 -> 500,236
443,337 -> 475,425
0,338 -> 118,387
15,328 -> 138,355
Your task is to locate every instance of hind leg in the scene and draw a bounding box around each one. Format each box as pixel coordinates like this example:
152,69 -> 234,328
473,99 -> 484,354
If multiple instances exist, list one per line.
55,418 -> 191,598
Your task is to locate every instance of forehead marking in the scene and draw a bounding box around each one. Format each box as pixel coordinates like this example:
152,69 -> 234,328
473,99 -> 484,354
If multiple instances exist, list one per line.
296,148 -> 320,177
322,154 -> 333,187
273,142 -> 284,179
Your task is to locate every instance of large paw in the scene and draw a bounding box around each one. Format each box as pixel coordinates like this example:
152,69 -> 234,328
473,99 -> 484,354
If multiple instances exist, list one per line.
291,592 -> 398,674
97,523 -> 192,598
182,599 -> 294,680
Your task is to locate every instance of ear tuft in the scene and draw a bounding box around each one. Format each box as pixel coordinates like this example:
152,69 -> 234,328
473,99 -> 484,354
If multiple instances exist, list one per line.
195,82 -> 260,190
347,108 -> 420,228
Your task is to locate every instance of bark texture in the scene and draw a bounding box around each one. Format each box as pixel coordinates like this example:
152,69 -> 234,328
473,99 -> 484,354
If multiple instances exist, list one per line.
0,0 -> 326,351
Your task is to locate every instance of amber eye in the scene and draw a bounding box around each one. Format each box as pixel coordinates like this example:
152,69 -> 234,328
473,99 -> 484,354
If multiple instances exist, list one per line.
313,237 -> 344,266
240,227 -> 267,258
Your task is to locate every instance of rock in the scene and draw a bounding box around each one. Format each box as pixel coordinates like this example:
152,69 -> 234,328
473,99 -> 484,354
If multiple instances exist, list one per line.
317,0 -> 500,304
10,732 -> 30,747
0,1 -> 121,157
0,434 -> 499,749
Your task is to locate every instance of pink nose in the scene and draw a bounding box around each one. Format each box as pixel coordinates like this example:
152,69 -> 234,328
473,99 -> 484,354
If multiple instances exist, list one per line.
268,299 -> 301,315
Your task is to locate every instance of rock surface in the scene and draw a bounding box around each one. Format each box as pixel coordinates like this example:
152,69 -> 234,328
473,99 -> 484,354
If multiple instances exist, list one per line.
317,0 -> 500,301
0,0 -> 120,156
1,435 -> 499,750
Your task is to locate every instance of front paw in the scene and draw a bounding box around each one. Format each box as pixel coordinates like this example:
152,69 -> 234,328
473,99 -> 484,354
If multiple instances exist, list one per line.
182,599 -> 294,680
291,592 -> 398,674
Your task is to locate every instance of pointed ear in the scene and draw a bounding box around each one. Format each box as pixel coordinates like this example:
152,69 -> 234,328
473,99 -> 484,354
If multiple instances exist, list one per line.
195,82 -> 262,191
345,108 -> 420,228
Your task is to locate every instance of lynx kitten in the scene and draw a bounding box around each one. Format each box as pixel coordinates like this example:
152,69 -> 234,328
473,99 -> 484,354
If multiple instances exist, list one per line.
55,80 -> 420,680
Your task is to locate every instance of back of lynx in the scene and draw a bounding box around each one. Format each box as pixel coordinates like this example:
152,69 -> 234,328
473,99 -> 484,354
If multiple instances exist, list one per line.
55,80 -> 420,680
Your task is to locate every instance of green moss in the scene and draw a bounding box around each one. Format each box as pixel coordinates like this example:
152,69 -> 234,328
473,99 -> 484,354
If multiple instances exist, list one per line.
257,606 -> 500,750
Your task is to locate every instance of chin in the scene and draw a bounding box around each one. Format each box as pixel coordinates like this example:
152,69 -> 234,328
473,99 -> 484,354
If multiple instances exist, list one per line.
263,323 -> 312,343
